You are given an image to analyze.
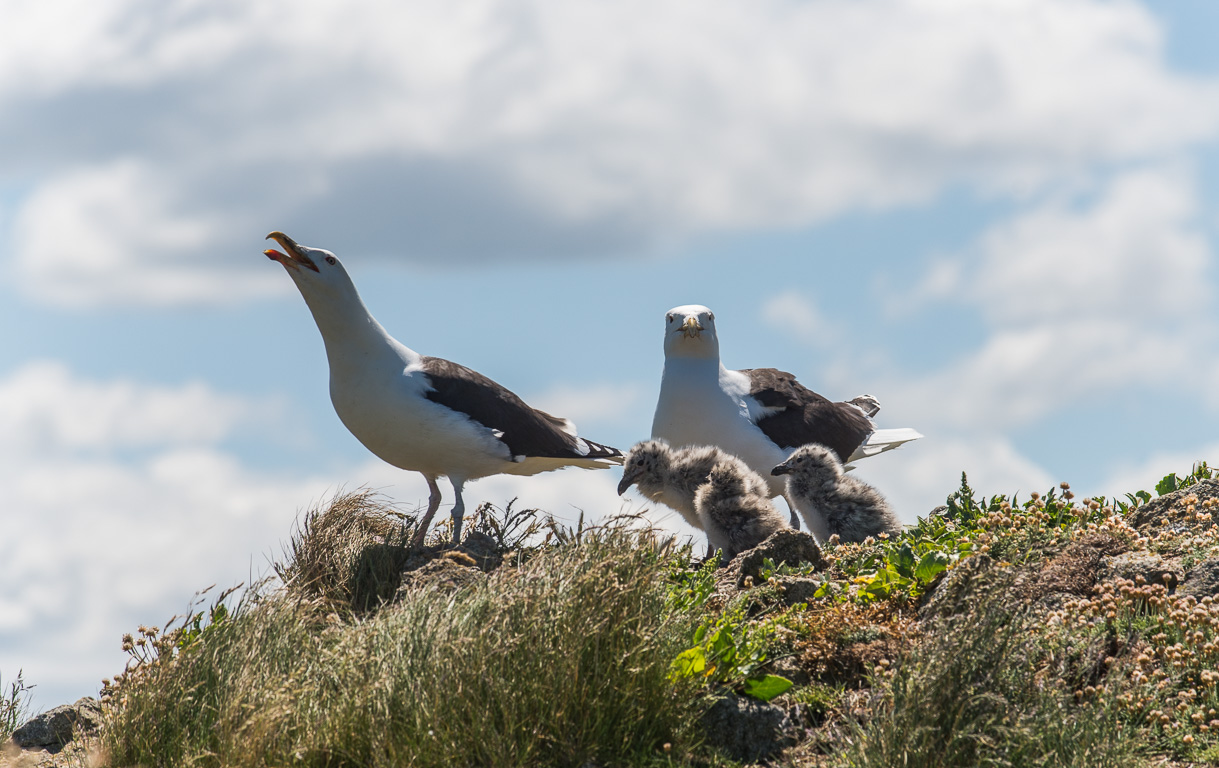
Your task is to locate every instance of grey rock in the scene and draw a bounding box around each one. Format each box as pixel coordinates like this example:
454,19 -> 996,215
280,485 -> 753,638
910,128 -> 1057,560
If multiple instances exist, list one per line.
394,557 -> 486,599
458,531 -> 502,571
724,530 -> 824,589
767,656 -> 811,688
919,554 -> 995,623
1179,559 -> 1219,599
1099,552 -> 1182,591
773,576 -> 824,607
1130,479 -> 1219,533
11,697 -> 102,753
700,692 -> 798,763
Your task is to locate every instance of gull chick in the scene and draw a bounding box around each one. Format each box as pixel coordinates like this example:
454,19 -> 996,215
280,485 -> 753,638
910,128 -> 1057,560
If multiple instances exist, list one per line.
772,444 -> 901,543
616,440 -> 724,531
694,459 -> 791,562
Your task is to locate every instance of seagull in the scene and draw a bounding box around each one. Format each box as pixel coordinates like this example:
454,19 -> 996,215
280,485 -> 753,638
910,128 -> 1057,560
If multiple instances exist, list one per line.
263,232 -> 623,546
650,304 -> 920,532
772,443 -> 902,542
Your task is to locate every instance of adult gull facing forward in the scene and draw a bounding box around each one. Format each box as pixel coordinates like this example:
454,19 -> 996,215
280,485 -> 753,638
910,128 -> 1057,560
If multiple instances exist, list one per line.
650,304 -> 921,535
263,232 -> 623,546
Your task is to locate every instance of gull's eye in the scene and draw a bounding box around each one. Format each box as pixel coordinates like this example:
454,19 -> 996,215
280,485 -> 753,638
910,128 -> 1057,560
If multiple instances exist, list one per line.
666,314 -> 674,323
707,312 -> 714,321
325,255 -> 337,265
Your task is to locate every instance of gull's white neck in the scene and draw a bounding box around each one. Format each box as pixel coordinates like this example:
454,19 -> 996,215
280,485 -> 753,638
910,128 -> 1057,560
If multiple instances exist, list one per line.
294,278 -> 418,372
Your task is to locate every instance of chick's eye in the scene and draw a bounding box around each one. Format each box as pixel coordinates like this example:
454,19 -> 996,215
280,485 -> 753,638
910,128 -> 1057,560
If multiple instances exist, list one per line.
666,314 -> 674,323
708,312 -> 714,321
325,255 -> 337,265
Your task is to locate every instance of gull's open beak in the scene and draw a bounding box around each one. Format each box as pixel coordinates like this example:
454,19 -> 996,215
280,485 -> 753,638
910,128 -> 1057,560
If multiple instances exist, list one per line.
264,231 -> 319,272
679,316 -> 703,338
771,464 -> 792,476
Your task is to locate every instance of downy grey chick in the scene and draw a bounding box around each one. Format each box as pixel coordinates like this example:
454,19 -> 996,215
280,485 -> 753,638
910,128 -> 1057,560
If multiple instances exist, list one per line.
694,458 -> 791,563
771,443 -> 901,543
617,440 -> 729,530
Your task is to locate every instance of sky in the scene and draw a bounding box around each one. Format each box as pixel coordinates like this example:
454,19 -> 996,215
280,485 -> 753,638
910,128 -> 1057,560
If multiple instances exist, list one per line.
5,0 -> 1219,709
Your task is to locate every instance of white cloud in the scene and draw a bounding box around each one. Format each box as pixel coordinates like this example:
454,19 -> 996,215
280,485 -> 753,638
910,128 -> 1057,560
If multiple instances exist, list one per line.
888,165 -> 1215,431
851,434 -> 1056,522
1099,443 -> 1219,502
13,161 -> 283,307
0,360 -> 265,455
525,382 -> 649,435
5,0 -> 1217,306
0,363 -> 333,708
972,166 -> 1211,326
760,291 -> 834,347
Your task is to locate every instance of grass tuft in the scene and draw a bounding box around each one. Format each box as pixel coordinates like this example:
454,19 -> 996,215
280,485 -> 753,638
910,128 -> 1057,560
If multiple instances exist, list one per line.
833,576 -> 1140,768
275,489 -> 417,614
1,670 -> 32,742
100,510 -> 703,768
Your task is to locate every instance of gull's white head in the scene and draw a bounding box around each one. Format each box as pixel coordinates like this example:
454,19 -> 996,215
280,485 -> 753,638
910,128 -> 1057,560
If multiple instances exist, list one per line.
264,231 -> 360,303
662,304 -> 719,360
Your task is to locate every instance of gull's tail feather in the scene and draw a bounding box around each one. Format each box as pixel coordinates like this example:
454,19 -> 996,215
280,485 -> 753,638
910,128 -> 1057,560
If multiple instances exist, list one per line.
848,427 -> 923,462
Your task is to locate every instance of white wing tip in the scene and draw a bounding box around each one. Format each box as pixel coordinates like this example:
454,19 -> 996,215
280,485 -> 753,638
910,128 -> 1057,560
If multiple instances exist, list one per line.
847,428 -> 924,462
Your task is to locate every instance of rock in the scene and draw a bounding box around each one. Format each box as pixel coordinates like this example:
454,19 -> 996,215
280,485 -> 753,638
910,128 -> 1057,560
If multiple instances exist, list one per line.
1178,558 -> 1219,599
1129,479 -> 1219,533
1015,533 -> 1128,602
10,698 -> 102,754
458,531 -> 502,571
919,554 -> 995,623
394,557 -> 486,599
928,505 -> 952,520
767,656 -> 811,688
773,576 -> 823,607
724,530 -> 824,589
699,692 -> 799,763
1099,551 -> 1182,591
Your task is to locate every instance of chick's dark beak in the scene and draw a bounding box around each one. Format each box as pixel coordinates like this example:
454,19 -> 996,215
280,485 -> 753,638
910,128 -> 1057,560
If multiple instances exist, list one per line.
617,466 -> 642,496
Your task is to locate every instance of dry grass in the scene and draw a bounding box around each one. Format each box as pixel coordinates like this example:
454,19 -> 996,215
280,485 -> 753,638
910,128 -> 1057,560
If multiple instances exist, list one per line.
0,671 -> 31,744
831,577 -> 1140,768
98,495 -> 703,768
275,490 -> 417,614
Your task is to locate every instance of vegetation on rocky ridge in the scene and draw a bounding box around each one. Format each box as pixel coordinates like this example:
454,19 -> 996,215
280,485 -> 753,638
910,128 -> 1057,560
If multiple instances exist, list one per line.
10,463 -> 1219,766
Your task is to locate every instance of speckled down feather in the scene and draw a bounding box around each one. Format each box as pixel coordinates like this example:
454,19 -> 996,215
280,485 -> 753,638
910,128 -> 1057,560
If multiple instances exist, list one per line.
694,458 -> 791,563
772,444 -> 901,543
617,440 -> 726,530
619,440 -> 790,559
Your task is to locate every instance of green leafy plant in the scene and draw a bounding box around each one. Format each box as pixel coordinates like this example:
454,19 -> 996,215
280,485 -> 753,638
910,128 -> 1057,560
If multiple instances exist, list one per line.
758,556 -> 817,582
670,607 -> 792,702
177,588 -> 235,653
665,551 -> 720,614
1155,461 -> 1214,496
